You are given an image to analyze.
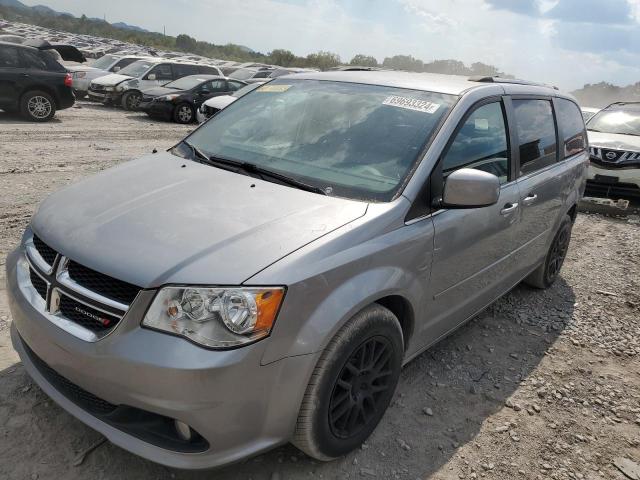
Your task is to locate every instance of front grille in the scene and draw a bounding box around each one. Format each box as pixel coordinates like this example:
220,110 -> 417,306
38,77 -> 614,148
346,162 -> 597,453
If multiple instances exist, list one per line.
24,340 -> 118,415
58,295 -> 120,332
29,267 -> 48,300
67,261 -> 141,305
590,146 -> 640,168
33,234 -> 57,266
89,85 -> 107,94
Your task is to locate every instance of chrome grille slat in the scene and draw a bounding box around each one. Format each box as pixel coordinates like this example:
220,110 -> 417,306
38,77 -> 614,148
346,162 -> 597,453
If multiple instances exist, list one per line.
22,231 -> 141,342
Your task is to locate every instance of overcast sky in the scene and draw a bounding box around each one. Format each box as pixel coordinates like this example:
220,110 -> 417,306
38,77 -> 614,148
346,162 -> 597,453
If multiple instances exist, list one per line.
21,0 -> 640,90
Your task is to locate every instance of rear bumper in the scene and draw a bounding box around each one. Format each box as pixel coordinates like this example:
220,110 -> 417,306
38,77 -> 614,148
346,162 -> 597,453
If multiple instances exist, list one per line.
56,87 -> 75,110
6,247 -> 318,469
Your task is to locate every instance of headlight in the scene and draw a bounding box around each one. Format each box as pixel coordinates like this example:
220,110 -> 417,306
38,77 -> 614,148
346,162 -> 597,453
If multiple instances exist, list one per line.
104,86 -> 115,92
158,94 -> 181,102
75,72 -> 86,79
142,287 -> 285,348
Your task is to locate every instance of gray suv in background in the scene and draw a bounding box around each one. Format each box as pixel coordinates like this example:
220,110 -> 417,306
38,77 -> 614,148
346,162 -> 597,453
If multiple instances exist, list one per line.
6,71 -> 588,469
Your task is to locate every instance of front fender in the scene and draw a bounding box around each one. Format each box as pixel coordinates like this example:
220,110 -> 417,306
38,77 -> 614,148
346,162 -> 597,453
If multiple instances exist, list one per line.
261,266 -> 422,366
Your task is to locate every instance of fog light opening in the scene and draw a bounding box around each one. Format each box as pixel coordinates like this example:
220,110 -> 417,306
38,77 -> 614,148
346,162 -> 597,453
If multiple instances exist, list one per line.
174,420 -> 193,441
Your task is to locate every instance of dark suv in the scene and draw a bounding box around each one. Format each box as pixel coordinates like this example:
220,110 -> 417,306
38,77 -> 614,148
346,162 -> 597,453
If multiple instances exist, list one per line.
0,41 -> 75,122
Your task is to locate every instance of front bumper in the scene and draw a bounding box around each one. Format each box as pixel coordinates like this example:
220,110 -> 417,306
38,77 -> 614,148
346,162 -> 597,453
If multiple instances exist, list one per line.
87,89 -> 121,104
586,163 -> 640,198
6,247 -> 317,469
139,100 -> 173,119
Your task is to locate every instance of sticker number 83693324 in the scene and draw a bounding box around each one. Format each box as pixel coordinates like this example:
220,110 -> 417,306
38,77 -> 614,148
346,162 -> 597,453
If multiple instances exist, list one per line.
382,95 -> 441,114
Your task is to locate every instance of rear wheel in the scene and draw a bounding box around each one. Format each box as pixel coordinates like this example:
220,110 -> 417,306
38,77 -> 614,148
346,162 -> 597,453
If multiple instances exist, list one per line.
292,304 -> 403,461
524,214 -> 573,289
20,90 -> 56,122
173,103 -> 194,123
121,91 -> 141,110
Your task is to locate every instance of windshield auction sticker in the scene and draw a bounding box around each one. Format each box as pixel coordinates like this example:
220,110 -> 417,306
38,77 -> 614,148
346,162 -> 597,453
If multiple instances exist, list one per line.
257,85 -> 292,93
383,96 -> 440,114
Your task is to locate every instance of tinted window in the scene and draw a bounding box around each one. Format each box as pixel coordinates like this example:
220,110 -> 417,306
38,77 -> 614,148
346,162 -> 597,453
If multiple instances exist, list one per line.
173,64 -> 200,78
20,49 -> 48,70
253,71 -> 271,78
0,46 -> 20,68
112,57 -> 137,71
228,80 -> 245,91
149,64 -> 173,80
199,65 -> 220,75
185,79 -> 456,201
555,98 -> 586,158
513,99 -> 557,176
442,102 -> 509,184
206,79 -> 227,92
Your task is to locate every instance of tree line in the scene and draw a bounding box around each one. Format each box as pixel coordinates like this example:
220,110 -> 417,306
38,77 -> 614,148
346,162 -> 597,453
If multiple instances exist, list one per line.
1,4 -> 508,76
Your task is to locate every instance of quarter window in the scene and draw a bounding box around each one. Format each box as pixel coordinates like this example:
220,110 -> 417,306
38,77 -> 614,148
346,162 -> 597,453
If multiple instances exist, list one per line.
20,49 -> 48,70
442,102 -> 510,184
513,99 -> 557,176
555,98 -> 587,158
0,46 -> 20,68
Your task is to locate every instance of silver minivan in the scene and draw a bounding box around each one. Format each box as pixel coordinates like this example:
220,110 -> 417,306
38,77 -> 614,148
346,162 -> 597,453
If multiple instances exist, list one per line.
7,72 -> 588,469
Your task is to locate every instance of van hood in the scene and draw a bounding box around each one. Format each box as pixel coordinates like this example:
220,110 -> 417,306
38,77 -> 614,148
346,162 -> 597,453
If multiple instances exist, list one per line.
92,73 -> 133,86
588,131 -> 640,151
31,153 -> 367,287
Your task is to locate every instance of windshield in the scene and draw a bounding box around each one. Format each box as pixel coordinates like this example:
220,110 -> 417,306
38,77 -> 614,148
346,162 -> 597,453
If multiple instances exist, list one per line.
185,79 -> 456,201
118,61 -> 154,77
90,55 -> 117,70
232,82 -> 263,98
165,76 -> 209,90
229,68 -> 257,80
587,107 -> 640,136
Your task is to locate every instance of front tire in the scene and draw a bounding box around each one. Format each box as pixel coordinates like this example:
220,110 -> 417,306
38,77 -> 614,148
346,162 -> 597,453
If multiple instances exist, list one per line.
292,304 -> 403,461
173,103 -> 194,124
20,90 -> 56,122
121,91 -> 141,111
524,214 -> 573,289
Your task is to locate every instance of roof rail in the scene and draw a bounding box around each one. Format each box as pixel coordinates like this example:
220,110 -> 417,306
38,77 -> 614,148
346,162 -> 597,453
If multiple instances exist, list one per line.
468,76 -> 559,91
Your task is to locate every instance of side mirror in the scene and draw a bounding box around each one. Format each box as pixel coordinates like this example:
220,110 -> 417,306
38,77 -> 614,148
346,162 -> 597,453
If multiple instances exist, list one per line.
112,66 -> 120,72
147,73 -> 156,81
442,168 -> 500,208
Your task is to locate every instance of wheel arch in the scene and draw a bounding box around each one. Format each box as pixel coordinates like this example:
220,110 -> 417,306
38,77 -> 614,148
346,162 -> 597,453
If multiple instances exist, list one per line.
20,85 -> 59,108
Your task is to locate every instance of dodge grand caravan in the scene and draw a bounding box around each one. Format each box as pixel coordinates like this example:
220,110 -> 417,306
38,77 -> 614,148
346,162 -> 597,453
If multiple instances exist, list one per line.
7,72 -> 588,469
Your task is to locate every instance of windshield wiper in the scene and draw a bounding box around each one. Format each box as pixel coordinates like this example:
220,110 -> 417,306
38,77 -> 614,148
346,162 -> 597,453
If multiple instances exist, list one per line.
179,142 -> 327,195
209,155 -> 328,195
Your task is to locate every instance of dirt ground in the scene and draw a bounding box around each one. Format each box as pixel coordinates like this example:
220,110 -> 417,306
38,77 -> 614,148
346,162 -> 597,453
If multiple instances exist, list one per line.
0,102 -> 638,480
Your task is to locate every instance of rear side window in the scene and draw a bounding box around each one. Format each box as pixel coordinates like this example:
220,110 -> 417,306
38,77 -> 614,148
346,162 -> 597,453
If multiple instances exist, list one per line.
20,49 -> 48,70
228,80 -> 245,91
149,64 -> 173,80
513,99 -> 557,176
199,65 -> 220,75
0,46 -> 20,68
112,57 -> 137,71
173,64 -> 200,78
555,98 -> 587,158
442,101 -> 510,184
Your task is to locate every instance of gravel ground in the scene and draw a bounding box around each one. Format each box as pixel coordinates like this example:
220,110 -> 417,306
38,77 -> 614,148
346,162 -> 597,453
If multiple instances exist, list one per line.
0,103 -> 638,480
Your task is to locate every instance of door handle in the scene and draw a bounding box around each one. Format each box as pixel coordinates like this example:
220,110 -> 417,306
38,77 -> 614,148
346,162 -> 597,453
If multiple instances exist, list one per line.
500,203 -> 519,215
523,194 -> 538,206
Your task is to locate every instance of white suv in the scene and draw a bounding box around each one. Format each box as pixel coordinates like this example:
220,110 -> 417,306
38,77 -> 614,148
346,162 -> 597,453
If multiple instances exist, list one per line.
88,59 -> 223,110
586,102 -> 640,199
